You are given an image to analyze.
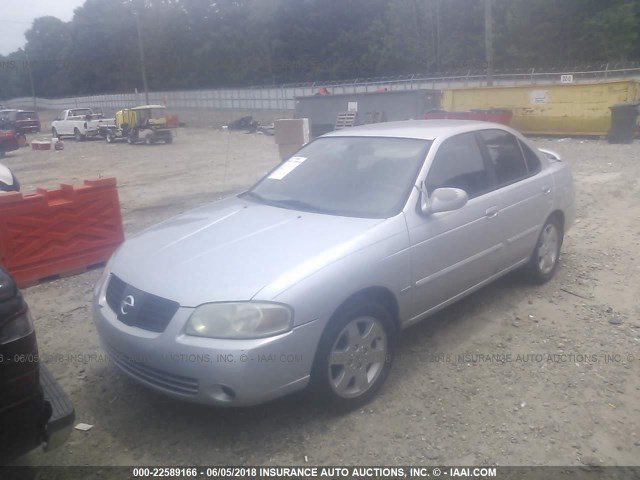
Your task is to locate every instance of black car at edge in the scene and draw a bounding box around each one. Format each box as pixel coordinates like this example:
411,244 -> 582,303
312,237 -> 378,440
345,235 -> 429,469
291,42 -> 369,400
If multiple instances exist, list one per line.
0,266 -> 74,465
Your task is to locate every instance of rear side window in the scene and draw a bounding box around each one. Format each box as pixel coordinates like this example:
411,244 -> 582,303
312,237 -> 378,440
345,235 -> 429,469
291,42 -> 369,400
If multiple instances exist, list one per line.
426,132 -> 490,199
479,130 -> 528,186
519,140 -> 542,175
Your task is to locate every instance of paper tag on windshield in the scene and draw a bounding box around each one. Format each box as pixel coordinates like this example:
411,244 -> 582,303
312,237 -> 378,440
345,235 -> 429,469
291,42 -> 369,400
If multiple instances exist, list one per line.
268,156 -> 307,180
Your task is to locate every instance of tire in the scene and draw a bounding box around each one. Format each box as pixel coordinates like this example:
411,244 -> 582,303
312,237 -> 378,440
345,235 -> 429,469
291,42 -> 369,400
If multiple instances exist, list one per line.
74,128 -> 84,142
311,300 -> 395,410
127,136 -> 135,145
144,134 -> 153,145
106,134 -> 113,144
52,128 -> 59,138
525,216 -> 563,284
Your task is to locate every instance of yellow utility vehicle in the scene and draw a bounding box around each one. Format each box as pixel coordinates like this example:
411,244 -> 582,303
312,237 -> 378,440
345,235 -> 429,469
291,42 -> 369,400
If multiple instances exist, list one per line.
100,105 -> 174,145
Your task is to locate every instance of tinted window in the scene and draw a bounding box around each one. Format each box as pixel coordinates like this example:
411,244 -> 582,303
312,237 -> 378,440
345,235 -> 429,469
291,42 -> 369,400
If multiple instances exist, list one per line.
480,130 -> 528,186
70,109 -> 92,117
16,112 -> 36,120
519,140 -> 542,174
426,132 -> 490,199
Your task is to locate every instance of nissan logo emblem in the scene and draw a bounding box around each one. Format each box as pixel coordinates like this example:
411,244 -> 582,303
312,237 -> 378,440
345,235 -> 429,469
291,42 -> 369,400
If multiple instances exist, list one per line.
120,295 -> 135,316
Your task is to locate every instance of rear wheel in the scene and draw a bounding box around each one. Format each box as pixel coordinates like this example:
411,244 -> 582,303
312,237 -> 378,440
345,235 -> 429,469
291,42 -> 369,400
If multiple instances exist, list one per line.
312,301 -> 395,410
525,216 -> 563,283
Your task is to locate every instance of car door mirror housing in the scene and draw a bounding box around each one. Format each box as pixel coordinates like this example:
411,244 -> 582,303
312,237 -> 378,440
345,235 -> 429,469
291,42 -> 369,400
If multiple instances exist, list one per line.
420,187 -> 469,215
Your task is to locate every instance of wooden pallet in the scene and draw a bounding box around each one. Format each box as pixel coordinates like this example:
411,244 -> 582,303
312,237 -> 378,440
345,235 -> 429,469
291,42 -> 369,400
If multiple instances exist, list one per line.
335,112 -> 357,130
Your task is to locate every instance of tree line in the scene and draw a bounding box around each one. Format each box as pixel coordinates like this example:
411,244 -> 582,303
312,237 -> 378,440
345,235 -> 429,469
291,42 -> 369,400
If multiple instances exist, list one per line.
1,0 -> 639,100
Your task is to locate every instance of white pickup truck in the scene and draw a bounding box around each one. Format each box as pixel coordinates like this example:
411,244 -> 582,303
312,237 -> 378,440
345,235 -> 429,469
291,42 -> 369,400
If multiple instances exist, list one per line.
51,108 -> 114,141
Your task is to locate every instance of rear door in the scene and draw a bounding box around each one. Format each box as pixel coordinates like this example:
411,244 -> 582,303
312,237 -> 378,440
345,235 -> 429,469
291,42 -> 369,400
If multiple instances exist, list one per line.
477,129 -> 552,273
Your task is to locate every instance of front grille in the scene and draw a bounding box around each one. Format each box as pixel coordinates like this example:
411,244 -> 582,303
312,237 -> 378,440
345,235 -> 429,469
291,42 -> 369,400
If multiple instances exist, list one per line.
106,343 -> 199,395
105,275 -> 179,333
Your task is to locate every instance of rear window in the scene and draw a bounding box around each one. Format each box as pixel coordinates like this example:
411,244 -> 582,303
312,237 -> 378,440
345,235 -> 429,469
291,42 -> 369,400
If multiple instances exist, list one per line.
16,111 -> 37,121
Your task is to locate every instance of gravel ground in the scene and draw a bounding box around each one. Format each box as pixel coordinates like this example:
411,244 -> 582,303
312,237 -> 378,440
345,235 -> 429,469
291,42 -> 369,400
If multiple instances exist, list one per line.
2,130 -> 639,467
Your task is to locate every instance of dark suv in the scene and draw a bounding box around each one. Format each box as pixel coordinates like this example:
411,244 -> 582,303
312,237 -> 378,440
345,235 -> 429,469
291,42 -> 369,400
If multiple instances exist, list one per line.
0,267 -> 74,465
0,110 -> 41,134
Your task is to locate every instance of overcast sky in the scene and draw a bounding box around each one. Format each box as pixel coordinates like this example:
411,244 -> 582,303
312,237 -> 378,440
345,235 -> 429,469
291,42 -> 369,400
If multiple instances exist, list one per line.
0,0 -> 86,55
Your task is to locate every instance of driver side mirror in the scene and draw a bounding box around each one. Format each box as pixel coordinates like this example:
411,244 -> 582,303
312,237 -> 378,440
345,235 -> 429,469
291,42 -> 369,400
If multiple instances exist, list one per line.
419,184 -> 468,215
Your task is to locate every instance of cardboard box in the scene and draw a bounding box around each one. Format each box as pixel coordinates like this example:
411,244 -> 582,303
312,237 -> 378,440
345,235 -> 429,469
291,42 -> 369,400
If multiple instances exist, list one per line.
274,118 -> 310,145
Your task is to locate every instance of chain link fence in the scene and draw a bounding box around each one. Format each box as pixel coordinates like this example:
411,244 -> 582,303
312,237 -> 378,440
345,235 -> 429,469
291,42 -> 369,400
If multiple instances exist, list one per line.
4,66 -> 640,113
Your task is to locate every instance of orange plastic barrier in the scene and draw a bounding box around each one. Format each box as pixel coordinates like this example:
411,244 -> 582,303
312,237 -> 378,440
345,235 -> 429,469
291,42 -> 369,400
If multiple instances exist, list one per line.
0,178 -> 124,287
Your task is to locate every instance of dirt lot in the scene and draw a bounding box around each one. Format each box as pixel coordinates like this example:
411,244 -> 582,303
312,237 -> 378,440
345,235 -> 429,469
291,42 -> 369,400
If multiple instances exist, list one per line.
2,129 -> 639,467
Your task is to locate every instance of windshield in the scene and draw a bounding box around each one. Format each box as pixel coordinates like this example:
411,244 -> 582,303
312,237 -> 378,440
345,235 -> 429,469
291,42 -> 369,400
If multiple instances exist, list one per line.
244,136 -> 430,218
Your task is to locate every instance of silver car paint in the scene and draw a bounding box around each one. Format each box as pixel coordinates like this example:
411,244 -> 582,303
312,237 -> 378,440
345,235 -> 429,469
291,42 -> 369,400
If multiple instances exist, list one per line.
93,120 -> 575,406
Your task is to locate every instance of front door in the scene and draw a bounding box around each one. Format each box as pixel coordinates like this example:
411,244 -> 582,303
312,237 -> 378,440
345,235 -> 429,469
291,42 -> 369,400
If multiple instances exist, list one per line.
405,132 -> 504,321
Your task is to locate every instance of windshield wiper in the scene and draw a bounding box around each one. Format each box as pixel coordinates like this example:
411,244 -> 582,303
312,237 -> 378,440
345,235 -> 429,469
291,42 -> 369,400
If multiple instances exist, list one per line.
267,198 -> 331,214
241,192 -> 330,214
241,190 -> 268,203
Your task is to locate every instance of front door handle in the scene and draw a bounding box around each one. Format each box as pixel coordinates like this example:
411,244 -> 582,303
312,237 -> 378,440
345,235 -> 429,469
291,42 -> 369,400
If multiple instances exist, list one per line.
485,206 -> 499,219
542,186 -> 552,195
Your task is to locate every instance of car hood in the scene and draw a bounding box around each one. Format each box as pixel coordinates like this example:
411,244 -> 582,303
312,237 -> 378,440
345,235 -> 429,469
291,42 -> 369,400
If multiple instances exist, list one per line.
110,196 -> 386,306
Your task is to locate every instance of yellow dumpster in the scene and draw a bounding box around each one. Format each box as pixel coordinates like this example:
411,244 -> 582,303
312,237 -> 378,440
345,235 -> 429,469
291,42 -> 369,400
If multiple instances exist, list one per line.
441,80 -> 640,136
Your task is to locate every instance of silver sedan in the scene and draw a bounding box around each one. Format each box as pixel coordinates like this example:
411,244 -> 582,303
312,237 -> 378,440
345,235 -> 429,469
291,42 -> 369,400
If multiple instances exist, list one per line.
92,120 -> 575,408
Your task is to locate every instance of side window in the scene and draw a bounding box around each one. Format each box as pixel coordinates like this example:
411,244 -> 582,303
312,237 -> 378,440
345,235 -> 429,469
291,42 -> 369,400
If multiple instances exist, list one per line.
519,140 -> 542,175
426,133 -> 490,199
479,130 -> 528,186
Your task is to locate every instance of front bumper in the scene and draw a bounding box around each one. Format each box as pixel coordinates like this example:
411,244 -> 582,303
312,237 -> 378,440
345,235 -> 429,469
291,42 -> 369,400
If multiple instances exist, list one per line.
92,297 -> 323,406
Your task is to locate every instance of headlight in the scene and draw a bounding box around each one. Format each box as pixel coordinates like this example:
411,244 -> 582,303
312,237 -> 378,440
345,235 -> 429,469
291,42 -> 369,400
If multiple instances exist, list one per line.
186,302 -> 293,339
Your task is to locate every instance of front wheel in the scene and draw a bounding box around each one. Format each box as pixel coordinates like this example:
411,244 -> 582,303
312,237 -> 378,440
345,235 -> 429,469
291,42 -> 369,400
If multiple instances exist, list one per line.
52,128 -> 59,138
74,128 -> 84,142
311,301 -> 395,409
525,217 -> 563,284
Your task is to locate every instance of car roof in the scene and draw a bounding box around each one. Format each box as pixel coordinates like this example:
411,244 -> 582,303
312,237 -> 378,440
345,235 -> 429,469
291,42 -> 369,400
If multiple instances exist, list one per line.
323,119 -> 511,141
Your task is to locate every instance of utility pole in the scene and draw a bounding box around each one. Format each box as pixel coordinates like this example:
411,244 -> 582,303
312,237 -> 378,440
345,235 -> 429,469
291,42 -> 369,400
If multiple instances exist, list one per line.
134,11 -> 150,105
484,0 -> 494,86
22,49 -> 37,110
435,0 -> 441,73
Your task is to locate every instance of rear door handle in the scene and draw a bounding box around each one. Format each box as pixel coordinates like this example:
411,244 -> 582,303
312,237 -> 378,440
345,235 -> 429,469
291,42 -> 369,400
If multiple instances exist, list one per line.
485,206 -> 499,219
542,186 -> 552,195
